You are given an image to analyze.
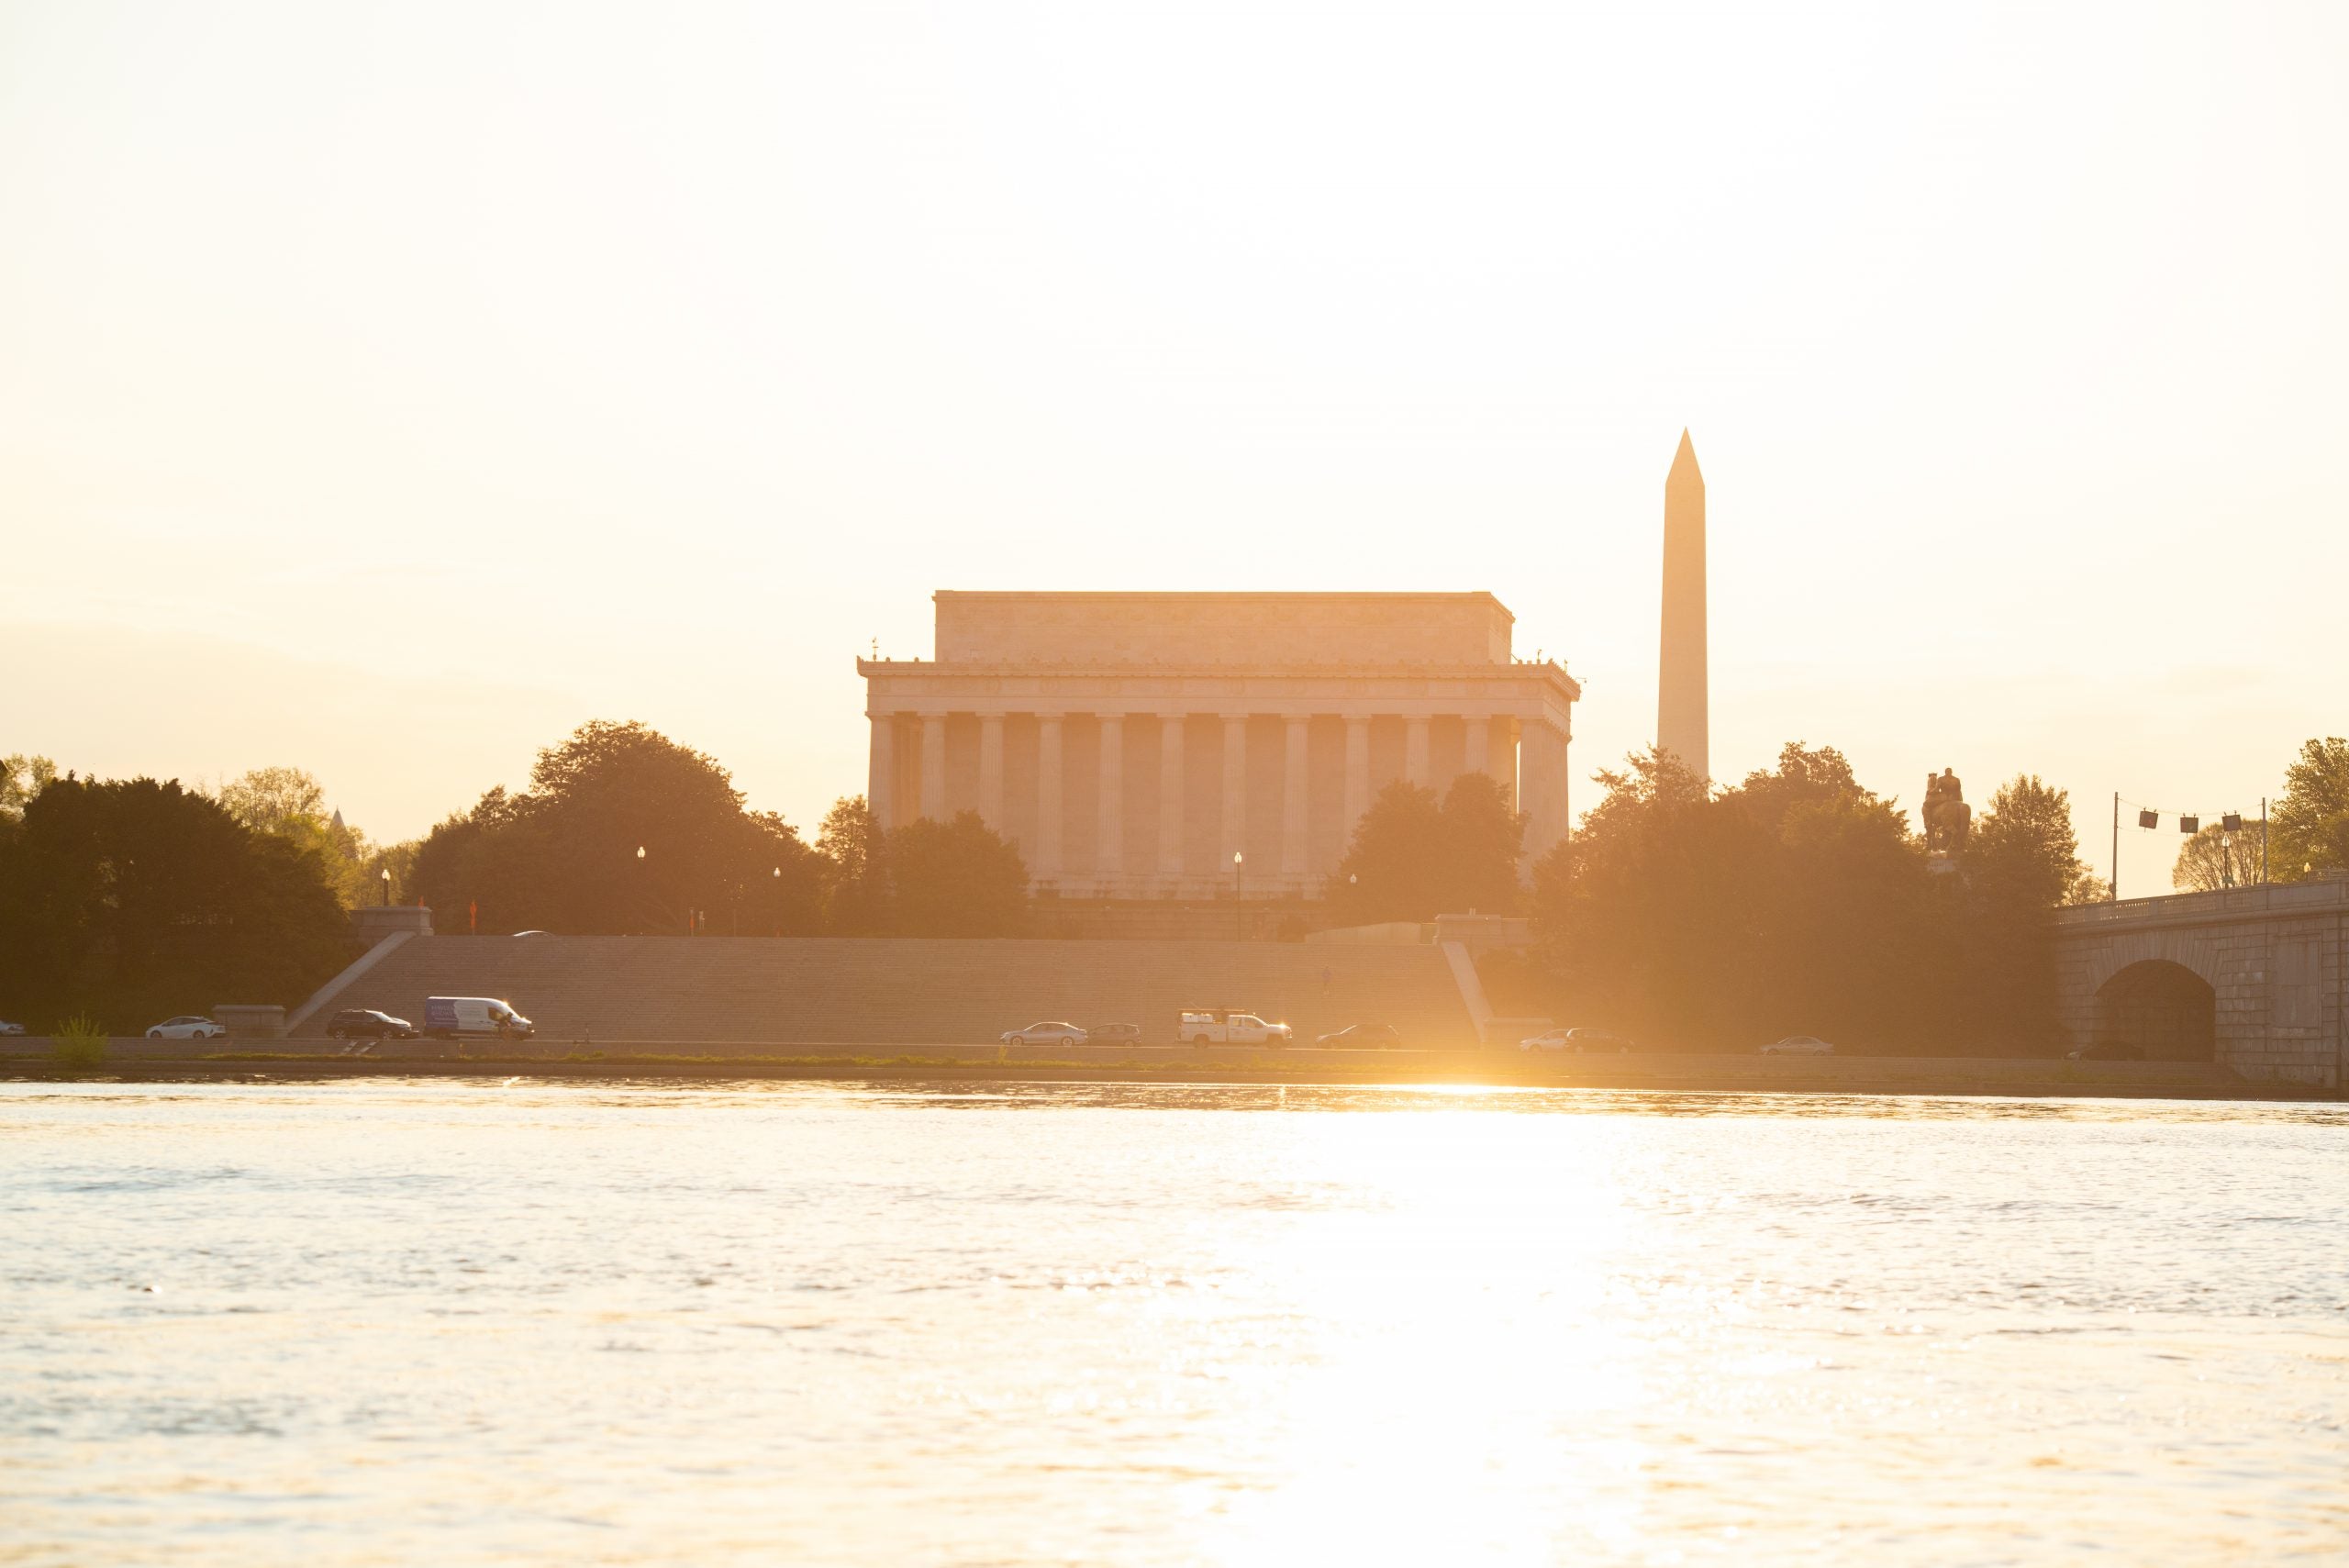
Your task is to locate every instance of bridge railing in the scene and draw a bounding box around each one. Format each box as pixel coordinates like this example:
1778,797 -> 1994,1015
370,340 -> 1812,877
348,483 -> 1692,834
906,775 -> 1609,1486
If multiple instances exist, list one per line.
2052,874 -> 2349,927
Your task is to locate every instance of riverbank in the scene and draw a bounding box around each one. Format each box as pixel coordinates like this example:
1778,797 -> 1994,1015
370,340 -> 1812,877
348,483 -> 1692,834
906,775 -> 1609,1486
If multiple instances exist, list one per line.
3,1040 -> 2326,1099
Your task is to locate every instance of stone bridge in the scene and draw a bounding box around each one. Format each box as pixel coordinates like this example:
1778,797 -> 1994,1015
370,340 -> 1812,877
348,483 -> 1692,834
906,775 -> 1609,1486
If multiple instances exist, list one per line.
2052,876 -> 2349,1086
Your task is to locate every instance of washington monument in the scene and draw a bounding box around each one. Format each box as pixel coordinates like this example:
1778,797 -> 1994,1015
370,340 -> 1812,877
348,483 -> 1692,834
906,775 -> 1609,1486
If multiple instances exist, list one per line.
1658,430 -> 1709,780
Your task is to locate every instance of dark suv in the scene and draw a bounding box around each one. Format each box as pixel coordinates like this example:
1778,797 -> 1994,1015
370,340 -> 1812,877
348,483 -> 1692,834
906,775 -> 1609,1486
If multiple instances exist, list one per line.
326,1008 -> 418,1040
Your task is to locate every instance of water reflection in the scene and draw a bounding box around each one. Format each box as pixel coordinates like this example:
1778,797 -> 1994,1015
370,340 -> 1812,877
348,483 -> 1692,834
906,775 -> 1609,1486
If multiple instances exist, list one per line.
1,1081 -> 2343,1564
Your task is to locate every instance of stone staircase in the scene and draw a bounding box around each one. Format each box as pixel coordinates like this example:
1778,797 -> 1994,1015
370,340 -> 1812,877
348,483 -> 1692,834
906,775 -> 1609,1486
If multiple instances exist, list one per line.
300,937 -> 1476,1047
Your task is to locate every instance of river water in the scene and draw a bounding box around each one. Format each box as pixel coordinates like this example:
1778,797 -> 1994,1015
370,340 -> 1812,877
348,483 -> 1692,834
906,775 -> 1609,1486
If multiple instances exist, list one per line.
3,1081 -> 2343,1565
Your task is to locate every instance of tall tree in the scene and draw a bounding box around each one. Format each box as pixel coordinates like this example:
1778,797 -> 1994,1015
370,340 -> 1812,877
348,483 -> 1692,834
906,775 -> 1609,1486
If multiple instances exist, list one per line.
1969,774 -> 2101,908
1328,775 -> 1527,923
2271,737 -> 2349,881
2173,820 -> 2265,892
214,765 -> 327,835
1436,773 -> 1527,916
817,795 -> 892,934
1,753 -> 58,827
885,811 -> 1030,937
214,765 -> 380,907
410,721 -> 824,935
0,776 -> 349,1031
1329,782 -> 1448,923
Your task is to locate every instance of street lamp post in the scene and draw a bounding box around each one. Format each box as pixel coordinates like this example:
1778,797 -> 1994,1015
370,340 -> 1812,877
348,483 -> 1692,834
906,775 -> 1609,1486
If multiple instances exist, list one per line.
1232,850 -> 1244,940
380,867 -> 391,906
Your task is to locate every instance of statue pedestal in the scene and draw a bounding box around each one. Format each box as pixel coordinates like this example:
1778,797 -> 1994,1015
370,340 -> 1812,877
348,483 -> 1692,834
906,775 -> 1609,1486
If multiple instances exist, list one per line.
1926,854 -> 1959,878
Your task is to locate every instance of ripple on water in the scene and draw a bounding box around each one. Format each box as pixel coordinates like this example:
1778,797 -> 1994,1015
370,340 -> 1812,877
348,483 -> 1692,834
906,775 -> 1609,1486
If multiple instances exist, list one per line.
0,1081 -> 2343,1566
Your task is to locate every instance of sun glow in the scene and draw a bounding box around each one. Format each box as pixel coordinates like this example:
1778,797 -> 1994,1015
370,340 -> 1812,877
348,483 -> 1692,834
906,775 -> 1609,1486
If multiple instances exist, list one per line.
1193,1107 -> 1653,1562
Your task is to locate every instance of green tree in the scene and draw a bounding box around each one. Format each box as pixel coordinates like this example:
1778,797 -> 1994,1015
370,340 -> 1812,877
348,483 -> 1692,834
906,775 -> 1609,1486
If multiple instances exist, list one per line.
1329,782 -> 1447,923
214,765 -> 381,907
817,795 -> 892,934
1969,774 -> 2099,908
1436,773 -> 1526,916
1529,746 -> 2071,1054
410,721 -> 824,935
1531,748 -> 1760,1045
885,811 -> 1030,936
359,838 -> 422,906
1328,773 -> 1527,923
214,765 -> 327,835
1,753 -> 58,825
2271,737 -> 2349,881
0,775 -> 350,1031
2172,820 -> 2264,892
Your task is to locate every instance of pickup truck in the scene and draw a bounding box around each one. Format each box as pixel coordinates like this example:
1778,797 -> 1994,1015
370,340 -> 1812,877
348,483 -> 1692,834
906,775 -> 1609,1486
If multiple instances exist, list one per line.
1178,1009 -> 1293,1047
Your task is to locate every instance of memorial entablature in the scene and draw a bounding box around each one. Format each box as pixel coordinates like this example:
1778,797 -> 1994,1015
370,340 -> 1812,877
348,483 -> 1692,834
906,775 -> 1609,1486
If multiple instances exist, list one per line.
858,592 -> 1578,899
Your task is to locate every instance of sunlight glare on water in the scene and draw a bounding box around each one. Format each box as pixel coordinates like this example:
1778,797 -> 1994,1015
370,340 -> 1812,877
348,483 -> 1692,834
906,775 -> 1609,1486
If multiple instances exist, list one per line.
2,1080 -> 2344,1565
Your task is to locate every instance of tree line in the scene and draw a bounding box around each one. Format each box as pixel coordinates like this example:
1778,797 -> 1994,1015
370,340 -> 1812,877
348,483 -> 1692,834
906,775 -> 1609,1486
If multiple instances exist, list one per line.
1492,744 -> 2106,1054
407,721 -> 1030,938
6,726 -> 2345,1040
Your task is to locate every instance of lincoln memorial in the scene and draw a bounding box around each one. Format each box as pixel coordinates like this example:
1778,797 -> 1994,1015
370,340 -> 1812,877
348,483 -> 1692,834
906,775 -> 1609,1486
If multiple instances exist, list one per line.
859,592 -> 1579,899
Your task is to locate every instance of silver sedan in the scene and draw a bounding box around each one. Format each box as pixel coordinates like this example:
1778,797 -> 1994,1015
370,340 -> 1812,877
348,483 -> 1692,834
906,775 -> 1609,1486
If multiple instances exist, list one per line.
999,1022 -> 1087,1048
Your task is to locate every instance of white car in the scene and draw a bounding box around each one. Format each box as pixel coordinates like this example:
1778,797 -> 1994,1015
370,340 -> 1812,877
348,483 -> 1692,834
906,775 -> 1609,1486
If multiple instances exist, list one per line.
146,1016 -> 226,1040
1000,1022 -> 1087,1047
1761,1035 -> 1834,1055
1520,1027 -> 1632,1053
0,1019 -> 25,1037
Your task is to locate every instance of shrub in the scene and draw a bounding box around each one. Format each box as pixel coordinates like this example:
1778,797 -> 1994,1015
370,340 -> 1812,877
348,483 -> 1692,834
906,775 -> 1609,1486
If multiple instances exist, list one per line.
51,1015 -> 106,1073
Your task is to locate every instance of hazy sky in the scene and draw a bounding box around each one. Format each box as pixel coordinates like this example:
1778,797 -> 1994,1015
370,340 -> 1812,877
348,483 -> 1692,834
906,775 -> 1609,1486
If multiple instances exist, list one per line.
5,1 -> 2343,895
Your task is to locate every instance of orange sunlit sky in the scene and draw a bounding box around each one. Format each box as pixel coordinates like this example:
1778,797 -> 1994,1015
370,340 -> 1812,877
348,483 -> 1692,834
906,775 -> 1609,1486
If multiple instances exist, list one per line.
5,2 -> 2344,895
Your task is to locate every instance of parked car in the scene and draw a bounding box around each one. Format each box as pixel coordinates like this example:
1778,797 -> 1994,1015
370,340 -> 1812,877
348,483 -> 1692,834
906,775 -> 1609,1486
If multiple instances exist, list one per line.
1314,1023 -> 1402,1048
0,1019 -> 25,1037
423,996 -> 535,1040
2068,1041 -> 2146,1061
1761,1035 -> 1835,1055
1000,1022 -> 1087,1047
1085,1023 -> 1143,1044
325,1008 -> 418,1040
146,1016 -> 226,1040
511,929 -> 549,938
1179,1009 -> 1293,1047
1518,1028 -> 1633,1053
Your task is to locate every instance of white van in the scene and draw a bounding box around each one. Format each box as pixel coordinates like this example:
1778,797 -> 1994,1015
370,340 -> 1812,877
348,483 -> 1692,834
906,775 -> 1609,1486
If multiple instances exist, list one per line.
424,996 -> 536,1040
1178,1009 -> 1292,1047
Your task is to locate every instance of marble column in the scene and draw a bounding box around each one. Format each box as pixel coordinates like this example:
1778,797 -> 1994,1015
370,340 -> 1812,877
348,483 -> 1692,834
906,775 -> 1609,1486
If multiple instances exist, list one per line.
1464,714 -> 1489,781
1219,714 -> 1248,874
1280,714 -> 1309,883
867,713 -> 896,832
1097,715 -> 1124,883
1036,714 -> 1063,883
978,714 -> 1005,828
1520,717 -> 1569,876
1405,715 -> 1431,787
918,712 -> 947,822
1342,714 -> 1371,845
1157,714 -> 1186,887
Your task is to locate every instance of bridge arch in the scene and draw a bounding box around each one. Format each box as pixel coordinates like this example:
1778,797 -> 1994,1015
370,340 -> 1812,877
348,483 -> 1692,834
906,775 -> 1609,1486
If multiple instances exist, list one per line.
2094,960 -> 2215,1062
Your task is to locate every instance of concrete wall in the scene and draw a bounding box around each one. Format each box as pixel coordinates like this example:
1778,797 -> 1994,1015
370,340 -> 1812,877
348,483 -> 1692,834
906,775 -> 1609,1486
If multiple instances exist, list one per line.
299,935 -> 1480,1048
